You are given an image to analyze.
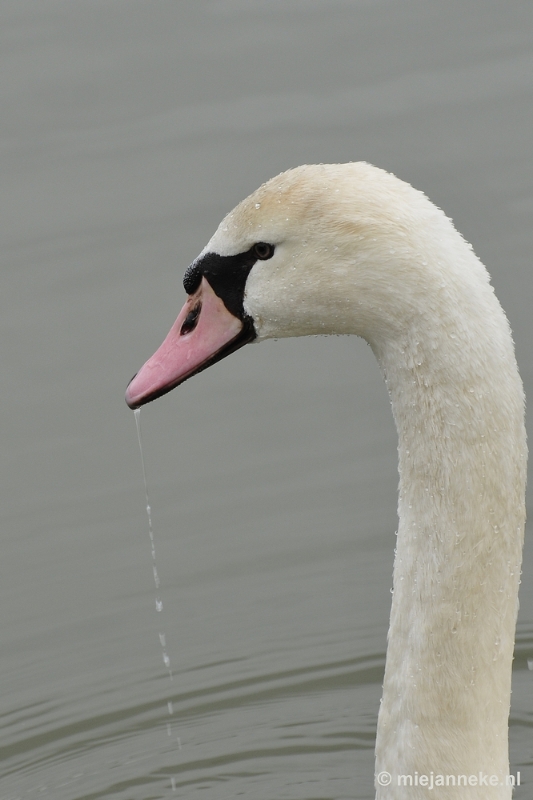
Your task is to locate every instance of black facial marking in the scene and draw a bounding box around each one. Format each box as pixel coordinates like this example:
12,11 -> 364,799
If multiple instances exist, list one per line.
183,242 -> 275,321
183,263 -> 202,295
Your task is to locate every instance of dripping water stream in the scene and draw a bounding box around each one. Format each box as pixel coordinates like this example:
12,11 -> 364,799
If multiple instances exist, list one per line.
134,409 -> 180,793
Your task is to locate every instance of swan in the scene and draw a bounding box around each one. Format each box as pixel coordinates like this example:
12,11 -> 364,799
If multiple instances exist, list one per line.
125,163 -> 526,799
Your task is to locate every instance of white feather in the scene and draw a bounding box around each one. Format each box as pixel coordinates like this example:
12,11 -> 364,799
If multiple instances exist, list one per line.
207,163 -> 526,799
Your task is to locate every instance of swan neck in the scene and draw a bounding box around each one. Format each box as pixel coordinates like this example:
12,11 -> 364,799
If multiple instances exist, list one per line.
373,298 -> 526,799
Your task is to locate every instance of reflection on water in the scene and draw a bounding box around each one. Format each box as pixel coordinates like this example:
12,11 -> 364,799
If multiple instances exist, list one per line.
1,1 -> 532,798
3,648 -> 384,799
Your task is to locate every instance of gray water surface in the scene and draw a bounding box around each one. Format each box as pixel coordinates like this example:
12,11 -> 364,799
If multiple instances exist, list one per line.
2,2 -> 532,798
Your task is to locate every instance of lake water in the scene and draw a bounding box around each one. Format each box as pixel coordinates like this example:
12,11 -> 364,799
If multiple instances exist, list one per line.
1,2 -> 532,798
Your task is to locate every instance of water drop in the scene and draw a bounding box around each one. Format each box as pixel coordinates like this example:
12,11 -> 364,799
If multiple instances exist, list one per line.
133,409 -> 182,789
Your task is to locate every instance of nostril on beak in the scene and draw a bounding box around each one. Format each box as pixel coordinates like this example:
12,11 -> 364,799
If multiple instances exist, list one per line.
180,302 -> 201,335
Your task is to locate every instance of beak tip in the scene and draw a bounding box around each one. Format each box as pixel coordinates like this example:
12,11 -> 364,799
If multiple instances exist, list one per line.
125,373 -> 140,409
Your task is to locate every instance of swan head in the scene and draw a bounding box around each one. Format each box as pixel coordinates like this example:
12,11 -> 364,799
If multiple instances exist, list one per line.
125,162 -> 484,408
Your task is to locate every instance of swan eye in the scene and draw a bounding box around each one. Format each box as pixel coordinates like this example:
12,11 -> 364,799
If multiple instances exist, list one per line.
253,242 -> 274,260
180,303 -> 201,335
